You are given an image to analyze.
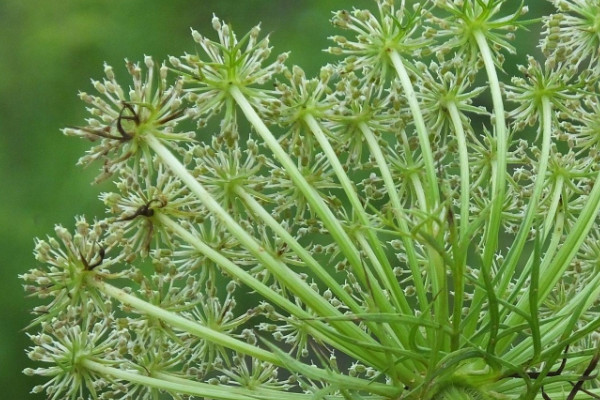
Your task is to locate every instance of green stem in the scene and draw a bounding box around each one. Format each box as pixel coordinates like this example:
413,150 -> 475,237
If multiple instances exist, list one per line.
494,178 -> 564,323
90,276 -> 397,391
497,97 -> 553,298
157,213 -> 363,352
233,186 -> 361,315
446,102 -> 470,351
82,359 -> 260,400
84,359 -> 381,400
303,114 -> 409,318
474,30 -> 507,278
229,86 -> 372,296
358,121 -> 429,317
505,273 -> 600,366
354,231 -> 410,347
501,208 -> 565,324
462,31 -> 508,345
146,135 -> 330,315
88,277 -> 278,364
144,134 -> 387,368
447,102 -> 470,239
387,52 -> 448,354
505,167 -> 600,336
543,176 -> 564,237
235,186 -> 418,371
155,363 -> 399,398
388,49 -> 439,209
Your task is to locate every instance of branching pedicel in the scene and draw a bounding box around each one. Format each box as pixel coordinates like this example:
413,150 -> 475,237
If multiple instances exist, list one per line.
21,1 -> 600,399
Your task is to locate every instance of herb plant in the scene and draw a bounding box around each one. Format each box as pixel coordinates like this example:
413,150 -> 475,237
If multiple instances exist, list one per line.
21,0 -> 600,399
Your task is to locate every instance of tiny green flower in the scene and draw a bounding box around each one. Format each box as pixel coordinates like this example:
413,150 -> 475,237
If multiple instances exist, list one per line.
328,0 -> 430,82
504,56 -> 579,130
171,15 -> 287,145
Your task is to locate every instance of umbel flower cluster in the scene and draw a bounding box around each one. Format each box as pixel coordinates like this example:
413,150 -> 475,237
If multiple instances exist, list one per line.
22,0 -> 600,399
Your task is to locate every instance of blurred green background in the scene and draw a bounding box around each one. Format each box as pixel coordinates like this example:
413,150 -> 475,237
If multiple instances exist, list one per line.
1,0 -> 552,398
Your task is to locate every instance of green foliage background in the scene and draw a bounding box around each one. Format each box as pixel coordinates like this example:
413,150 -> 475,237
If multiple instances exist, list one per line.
0,1 -> 552,398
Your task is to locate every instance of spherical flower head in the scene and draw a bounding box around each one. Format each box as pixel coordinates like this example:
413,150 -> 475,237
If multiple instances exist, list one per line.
324,73 -> 403,167
429,0 -> 528,67
171,15 -> 288,139
504,56 -> 579,131
274,65 -> 337,163
100,158 -> 199,260
415,59 -> 486,137
191,137 -> 269,215
542,0 -> 600,71
328,0 -> 430,82
21,217 -> 121,326
64,57 -> 193,183
24,305 -> 123,400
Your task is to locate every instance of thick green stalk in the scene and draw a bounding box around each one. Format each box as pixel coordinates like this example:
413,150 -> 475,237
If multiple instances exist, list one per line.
462,31 -> 508,347
446,102 -> 470,350
303,114 -> 408,317
88,278 -> 279,364
387,52 -> 449,354
229,87 -> 373,296
388,49 -> 440,209
447,102 -> 470,239
358,122 -> 429,315
497,97 -> 553,298
474,30 -> 507,283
